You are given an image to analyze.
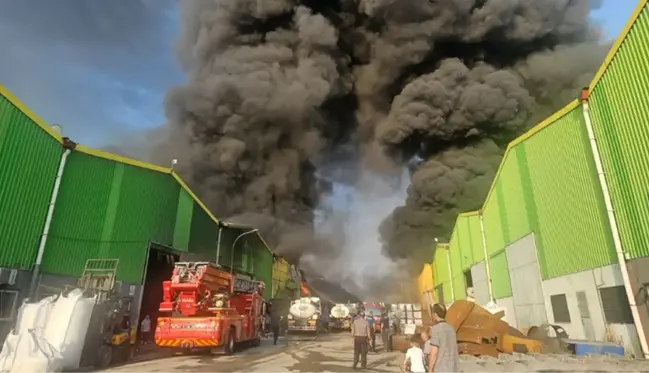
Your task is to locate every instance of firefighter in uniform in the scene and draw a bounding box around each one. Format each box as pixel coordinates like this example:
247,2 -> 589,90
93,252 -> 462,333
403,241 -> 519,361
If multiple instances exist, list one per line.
351,310 -> 370,369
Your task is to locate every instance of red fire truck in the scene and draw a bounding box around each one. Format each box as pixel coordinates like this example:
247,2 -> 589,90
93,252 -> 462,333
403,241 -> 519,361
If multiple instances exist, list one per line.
154,262 -> 264,354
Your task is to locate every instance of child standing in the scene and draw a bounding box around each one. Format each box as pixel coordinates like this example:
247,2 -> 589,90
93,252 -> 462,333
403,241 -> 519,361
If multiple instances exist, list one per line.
402,335 -> 426,373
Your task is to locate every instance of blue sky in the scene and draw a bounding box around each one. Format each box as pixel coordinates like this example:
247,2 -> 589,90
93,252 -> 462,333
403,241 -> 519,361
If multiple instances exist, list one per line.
0,0 -> 639,148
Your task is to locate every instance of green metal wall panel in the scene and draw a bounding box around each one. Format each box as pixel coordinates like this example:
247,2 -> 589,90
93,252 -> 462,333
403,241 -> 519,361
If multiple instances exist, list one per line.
173,189 -> 194,251
251,239 -> 274,301
522,107 -> 616,279
467,215 -> 484,265
188,203 -> 219,260
499,149 -> 530,243
456,217 -> 474,270
42,152 -> 181,283
433,245 -> 452,302
489,250 -> 512,299
589,7 -> 649,259
482,188 -> 505,256
449,236 -> 465,299
0,95 -> 61,269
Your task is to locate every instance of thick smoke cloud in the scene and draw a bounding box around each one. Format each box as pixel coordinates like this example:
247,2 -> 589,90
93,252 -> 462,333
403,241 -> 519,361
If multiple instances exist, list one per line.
162,0 -> 608,273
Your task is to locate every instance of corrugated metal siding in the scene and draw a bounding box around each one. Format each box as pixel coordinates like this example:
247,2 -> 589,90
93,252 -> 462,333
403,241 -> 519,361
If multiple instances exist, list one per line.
42,152 -> 181,283
272,258 -> 290,298
499,148 -> 530,242
489,250 -> 512,299
522,108 -> 616,279
433,245 -> 452,302
0,95 -> 62,269
252,239 -> 273,301
173,189 -> 193,251
467,215 -> 483,265
456,216 -> 474,270
482,187 -> 505,256
188,202 -> 219,260
449,237 -> 465,300
588,6 -> 649,259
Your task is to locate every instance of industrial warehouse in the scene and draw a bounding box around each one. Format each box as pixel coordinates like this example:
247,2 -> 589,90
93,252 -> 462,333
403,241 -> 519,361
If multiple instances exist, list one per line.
418,0 -> 649,359
1,0 -> 649,372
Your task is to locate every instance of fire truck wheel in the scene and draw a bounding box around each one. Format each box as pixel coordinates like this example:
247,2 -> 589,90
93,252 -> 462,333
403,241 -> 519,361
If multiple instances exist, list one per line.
252,337 -> 261,347
224,327 -> 236,355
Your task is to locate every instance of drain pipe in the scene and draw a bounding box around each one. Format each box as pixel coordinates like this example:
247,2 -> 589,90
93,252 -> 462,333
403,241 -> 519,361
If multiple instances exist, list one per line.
580,88 -> 649,358
29,144 -> 74,298
479,212 -> 495,302
215,226 -> 223,265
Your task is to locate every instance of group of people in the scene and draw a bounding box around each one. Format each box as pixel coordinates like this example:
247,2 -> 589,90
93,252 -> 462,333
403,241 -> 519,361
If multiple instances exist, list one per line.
349,308 -> 393,369
350,303 -> 459,372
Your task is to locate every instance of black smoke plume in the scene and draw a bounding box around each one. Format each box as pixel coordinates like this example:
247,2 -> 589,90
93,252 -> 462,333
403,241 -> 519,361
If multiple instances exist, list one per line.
160,0 -> 608,271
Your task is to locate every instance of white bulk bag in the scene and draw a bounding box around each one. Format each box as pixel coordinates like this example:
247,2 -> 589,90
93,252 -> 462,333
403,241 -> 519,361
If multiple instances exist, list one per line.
0,333 -> 19,372
9,330 -> 63,373
43,290 -> 84,352
16,296 -> 58,335
58,296 -> 95,370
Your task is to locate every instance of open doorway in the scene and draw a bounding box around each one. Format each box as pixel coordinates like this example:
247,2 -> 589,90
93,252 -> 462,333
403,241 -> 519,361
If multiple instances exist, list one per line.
138,242 -> 179,344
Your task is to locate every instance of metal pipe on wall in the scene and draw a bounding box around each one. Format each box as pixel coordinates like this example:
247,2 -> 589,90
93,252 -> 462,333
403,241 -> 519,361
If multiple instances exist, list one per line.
479,212 -> 495,302
230,229 -> 259,275
580,88 -> 649,357
215,226 -> 223,265
29,148 -> 72,298
445,245 -> 455,303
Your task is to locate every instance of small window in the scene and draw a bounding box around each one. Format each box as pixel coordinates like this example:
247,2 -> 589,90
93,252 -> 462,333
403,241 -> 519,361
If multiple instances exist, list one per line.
463,270 -> 473,288
599,286 -> 634,324
0,290 -> 19,321
550,294 -> 571,323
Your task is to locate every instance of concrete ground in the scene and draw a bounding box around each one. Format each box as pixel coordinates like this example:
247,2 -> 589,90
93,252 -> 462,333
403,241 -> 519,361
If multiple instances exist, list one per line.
100,334 -> 648,372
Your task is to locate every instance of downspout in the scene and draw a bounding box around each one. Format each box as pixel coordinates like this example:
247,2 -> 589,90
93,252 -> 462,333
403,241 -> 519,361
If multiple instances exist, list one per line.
580,88 -> 649,357
445,246 -> 455,303
29,143 -> 74,298
215,226 -> 223,265
479,212 -> 495,302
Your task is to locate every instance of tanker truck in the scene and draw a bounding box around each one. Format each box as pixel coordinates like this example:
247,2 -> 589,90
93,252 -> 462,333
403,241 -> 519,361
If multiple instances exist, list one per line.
329,303 -> 356,331
287,297 -> 322,332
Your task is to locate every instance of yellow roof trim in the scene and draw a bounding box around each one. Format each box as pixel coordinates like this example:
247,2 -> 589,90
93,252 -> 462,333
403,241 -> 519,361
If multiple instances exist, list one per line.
0,83 -> 63,143
589,0 -> 647,91
76,145 -> 172,174
480,99 -> 580,212
458,210 -> 480,217
171,171 -> 220,225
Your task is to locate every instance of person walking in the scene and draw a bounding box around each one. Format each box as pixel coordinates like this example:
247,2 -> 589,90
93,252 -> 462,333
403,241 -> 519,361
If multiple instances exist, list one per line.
402,335 -> 426,373
140,315 -> 151,344
366,311 -> 376,352
271,312 -> 282,345
427,304 -> 459,372
351,310 -> 370,369
381,309 -> 391,352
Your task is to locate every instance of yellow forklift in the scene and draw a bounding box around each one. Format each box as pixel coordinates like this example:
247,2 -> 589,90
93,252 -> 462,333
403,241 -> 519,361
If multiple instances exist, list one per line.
77,259 -> 137,369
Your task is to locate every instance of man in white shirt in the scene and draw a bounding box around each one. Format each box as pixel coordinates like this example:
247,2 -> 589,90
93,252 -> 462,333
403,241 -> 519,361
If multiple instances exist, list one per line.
140,315 -> 152,344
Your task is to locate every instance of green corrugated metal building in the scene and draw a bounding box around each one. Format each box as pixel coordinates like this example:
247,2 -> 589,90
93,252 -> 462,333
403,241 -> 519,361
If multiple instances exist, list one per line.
432,0 -> 649,357
0,82 -> 278,297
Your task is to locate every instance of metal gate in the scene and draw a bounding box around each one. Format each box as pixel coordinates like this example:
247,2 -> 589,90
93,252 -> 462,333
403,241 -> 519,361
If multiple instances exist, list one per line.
505,233 -> 548,329
470,261 -> 490,305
